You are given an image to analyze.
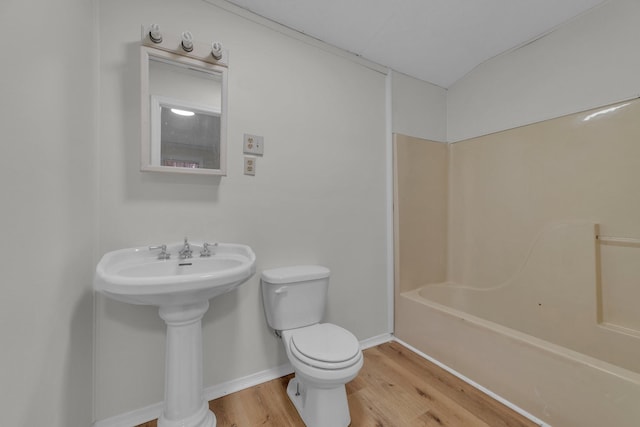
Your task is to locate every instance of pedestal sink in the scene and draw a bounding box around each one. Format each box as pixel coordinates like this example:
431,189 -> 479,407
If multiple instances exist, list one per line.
94,241 -> 256,427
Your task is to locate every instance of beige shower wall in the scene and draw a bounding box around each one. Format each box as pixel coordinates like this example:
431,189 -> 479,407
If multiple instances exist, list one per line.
395,99 -> 640,339
448,99 -> 640,340
448,99 -> 640,320
393,134 -> 448,296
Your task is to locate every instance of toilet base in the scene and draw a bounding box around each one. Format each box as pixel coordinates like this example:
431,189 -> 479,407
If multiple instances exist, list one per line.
286,376 -> 351,427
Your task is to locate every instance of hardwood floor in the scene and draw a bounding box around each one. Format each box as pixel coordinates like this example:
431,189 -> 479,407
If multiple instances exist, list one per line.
136,341 -> 538,427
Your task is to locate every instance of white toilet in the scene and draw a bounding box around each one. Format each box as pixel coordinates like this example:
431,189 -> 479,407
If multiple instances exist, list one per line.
261,265 -> 363,427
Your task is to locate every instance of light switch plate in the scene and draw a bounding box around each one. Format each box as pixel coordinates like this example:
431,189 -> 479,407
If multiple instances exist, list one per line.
243,134 -> 264,155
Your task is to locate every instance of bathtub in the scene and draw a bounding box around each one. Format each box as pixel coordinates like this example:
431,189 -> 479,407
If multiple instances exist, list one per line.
395,222 -> 640,427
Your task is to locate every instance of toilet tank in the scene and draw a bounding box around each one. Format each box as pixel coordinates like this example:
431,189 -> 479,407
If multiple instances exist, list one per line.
261,265 -> 330,331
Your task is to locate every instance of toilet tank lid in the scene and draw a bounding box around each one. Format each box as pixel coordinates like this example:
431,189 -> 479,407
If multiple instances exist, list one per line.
261,265 -> 330,284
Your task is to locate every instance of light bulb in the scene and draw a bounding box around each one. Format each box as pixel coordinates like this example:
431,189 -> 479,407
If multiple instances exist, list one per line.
149,24 -> 162,44
211,42 -> 223,60
181,31 -> 194,52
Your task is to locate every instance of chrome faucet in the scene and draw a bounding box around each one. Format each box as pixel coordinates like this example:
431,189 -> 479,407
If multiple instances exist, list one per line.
149,244 -> 170,260
200,242 -> 218,257
179,237 -> 193,259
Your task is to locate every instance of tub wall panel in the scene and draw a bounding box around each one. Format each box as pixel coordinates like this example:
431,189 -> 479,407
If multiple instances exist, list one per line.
393,134 -> 448,297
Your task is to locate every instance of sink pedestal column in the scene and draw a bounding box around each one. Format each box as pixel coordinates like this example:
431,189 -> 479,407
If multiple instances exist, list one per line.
158,301 -> 216,427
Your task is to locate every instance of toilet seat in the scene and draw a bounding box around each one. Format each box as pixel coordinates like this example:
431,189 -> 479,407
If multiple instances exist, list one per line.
290,323 -> 361,370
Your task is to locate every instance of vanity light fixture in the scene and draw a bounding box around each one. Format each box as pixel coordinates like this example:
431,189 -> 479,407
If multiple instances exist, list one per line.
211,42 -> 223,60
181,31 -> 194,52
171,108 -> 195,117
149,24 -> 162,44
142,25 -> 228,67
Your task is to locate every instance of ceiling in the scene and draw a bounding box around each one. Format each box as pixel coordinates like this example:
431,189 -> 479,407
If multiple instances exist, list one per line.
223,0 -> 607,88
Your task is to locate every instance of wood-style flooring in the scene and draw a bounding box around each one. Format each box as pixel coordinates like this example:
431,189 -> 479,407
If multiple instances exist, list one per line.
136,341 -> 538,427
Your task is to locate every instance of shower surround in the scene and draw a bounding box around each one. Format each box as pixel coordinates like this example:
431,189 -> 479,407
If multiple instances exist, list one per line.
393,99 -> 640,427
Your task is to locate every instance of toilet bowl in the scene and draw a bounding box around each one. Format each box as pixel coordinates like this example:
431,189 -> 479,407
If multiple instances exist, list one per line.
261,266 -> 363,427
282,324 -> 363,427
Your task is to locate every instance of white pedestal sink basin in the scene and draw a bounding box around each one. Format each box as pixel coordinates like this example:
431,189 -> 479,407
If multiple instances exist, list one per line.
94,241 -> 256,427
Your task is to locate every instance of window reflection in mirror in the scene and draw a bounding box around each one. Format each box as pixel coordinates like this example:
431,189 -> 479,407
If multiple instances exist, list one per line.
141,47 -> 227,175
152,97 -> 221,169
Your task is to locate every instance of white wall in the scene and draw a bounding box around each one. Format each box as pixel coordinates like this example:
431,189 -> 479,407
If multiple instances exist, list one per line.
391,71 -> 447,142
448,0 -> 640,142
95,0 -> 389,420
0,1 -> 96,426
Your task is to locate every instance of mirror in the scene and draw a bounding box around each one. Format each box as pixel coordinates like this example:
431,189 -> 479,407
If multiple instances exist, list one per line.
141,46 -> 227,175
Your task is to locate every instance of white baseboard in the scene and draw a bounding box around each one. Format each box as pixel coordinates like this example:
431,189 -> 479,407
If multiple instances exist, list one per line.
392,337 -> 550,427
360,332 -> 393,349
93,333 -> 392,427
203,362 -> 294,402
93,401 -> 163,427
93,363 -> 294,427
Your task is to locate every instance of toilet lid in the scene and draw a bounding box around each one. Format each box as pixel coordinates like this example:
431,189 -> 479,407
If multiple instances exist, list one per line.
290,324 -> 361,370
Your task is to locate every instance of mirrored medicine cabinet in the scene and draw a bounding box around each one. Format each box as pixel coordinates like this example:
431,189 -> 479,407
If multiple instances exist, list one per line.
140,39 -> 228,176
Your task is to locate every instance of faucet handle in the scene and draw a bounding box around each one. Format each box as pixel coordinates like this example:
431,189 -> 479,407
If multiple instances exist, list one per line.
149,244 -> 170,260
200,242 -> 218,257
179,237 -> 193,259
